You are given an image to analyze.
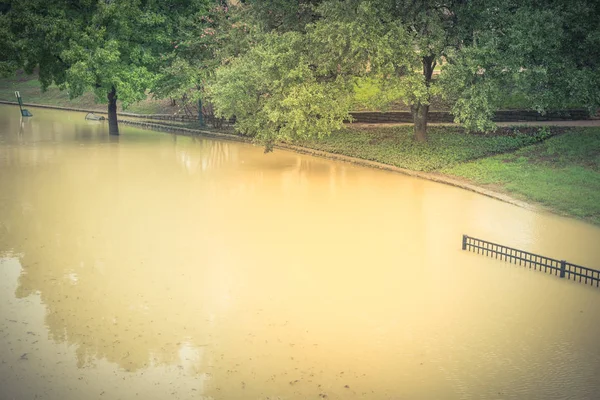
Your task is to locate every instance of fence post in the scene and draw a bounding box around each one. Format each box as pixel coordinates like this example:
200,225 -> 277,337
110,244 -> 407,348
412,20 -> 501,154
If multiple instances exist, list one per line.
462,235 -> 467,251
560,260 -> 566,278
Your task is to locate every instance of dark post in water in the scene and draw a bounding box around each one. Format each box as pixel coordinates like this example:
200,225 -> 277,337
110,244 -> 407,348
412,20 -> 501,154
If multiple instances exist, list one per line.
560,260 -> 566,278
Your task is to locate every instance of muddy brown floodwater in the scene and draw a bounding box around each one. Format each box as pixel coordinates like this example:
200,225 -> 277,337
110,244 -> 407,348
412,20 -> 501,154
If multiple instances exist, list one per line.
0,106 -> 599,400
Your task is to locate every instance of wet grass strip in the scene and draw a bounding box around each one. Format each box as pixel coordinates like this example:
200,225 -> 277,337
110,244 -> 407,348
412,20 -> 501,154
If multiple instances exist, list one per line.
294,125 -> 558,172
442,129 -> 600,224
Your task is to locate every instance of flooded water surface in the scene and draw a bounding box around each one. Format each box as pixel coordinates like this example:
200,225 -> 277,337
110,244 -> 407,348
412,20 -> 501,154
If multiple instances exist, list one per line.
1,106 -> 599,400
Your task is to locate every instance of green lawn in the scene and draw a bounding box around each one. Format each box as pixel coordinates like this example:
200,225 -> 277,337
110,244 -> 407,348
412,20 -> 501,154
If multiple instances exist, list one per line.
441,130 -> 600,224
294,125 -> 555,171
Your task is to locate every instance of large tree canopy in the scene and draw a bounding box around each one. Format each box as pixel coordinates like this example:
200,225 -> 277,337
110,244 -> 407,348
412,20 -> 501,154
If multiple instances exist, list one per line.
152,2 -> 253,118
439,0 -> 600,131
4,0 -> 210,134
207,30 -> 353,151
2,0 -> 599,145
208,0 -> 600,147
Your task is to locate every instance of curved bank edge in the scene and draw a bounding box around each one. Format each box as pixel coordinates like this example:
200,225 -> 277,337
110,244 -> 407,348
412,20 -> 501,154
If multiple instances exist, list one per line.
117,119 -> 539,213
0,101 -> 538,213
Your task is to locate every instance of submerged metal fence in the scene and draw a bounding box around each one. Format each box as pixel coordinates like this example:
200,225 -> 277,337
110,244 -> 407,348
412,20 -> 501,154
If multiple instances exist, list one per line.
462,235 -> 600,287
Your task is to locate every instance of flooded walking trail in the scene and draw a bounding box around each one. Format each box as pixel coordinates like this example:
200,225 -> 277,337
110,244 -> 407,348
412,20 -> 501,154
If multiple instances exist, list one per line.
1,106 -> 599,400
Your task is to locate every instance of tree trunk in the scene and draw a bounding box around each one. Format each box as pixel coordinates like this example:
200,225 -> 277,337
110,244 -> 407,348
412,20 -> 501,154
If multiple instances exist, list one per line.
410,56 -> 436,142
411,103 -> 429,142
198,98 -> 205,127
107,86 -> 119,136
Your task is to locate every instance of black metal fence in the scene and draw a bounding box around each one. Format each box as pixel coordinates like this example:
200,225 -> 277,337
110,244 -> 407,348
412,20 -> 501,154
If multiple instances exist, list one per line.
462,235 -> 600,287
203,114 -> 236,129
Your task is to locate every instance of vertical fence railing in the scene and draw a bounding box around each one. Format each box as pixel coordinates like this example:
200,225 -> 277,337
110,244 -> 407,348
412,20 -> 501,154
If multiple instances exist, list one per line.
462,235 -> 599,288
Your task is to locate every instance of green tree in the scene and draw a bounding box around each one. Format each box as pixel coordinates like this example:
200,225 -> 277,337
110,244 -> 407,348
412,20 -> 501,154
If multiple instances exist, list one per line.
4,0 -> 210,135
153,1 -> 253,123
210,0 -> 600,146
207,30 -> 353,151
0,2 -> 18,77
241,0 -> 322,33
324,0 -> 600,140
208,0 -> 464,144
205,0 -> 357,150
311,0 -> 450,141
439,0 -> 600,131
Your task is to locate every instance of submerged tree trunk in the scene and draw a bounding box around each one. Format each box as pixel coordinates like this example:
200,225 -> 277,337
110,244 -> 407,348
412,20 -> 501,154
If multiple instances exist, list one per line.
107,86 -> 119,136
410,56 -> 436,142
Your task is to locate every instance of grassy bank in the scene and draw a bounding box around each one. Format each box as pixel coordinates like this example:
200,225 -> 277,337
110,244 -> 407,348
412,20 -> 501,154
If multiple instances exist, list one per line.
294,125 -> 557,171
441,130 -> 600,224
295,125 -> 599,225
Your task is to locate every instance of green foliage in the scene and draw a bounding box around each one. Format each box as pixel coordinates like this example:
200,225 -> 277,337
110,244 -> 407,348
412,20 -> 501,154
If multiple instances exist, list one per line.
440,0 -> 600,128
308,0 -> 428,109
295,125 -> 554,172
242,0 -> 321,33
208,0 -> 457,145
153,2 -> 251,104
4,0 -> 599,143
438,46 -> 504,132
352,77 -> 381,109
207,31 -> 353,151
4,0 -> 211,108
309,0 -> 416,78
0,11 -> 18,77
209,0 -> 600,142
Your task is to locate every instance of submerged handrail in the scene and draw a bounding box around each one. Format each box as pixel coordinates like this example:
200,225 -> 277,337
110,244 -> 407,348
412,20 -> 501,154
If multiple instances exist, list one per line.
462,235 -> 600,287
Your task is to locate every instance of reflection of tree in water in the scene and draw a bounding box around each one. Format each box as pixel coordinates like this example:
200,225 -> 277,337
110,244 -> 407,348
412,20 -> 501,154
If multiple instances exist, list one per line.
2,124 -> 414,398
171,134 -> 342,183
0,139 -> 232,375
13,244 -> 217,372
277,157 -> 351,200
7,215 -> 208,373
173,136 -> 239,174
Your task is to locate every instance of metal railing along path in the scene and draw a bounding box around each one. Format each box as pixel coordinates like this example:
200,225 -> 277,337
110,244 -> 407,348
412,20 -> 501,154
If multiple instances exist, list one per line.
462,235 -> 600,287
